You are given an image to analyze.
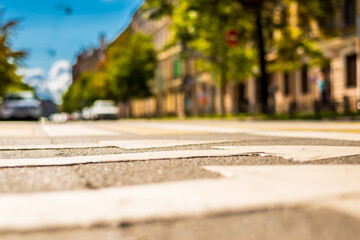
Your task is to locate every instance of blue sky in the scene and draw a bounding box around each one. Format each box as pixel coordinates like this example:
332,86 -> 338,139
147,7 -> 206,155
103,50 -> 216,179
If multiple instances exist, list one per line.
1,0 -> 143,73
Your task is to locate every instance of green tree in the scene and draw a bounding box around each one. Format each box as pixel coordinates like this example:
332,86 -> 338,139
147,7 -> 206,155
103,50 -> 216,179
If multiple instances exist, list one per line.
173,1 -> 256,115
107,33 -> 157,101
62,72 -> 90,112
0,12 -> 27,96
62,32 -> 157,113
145,0 -> 256,115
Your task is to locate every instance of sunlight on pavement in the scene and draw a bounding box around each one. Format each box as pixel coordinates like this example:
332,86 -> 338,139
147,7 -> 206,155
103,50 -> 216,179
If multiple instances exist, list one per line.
0,122 -> 34,137
95,122 -> 206,135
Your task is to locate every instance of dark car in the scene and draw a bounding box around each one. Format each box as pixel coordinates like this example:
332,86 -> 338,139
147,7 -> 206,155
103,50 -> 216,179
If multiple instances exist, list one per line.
1,92 -> 42,120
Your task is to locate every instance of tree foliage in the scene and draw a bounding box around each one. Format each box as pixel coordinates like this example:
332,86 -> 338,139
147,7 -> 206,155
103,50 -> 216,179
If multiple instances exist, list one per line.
62,32 -> 157,112
145,0 -> 258,114
107,33 -> 157,101
144,0 -> 339,113
0,12 -> 28,96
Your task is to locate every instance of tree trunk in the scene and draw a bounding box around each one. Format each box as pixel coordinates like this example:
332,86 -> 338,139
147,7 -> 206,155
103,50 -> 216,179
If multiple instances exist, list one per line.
220,46 -> 229,116
127,99 -> 133,118
181,40 -> 190,116
220,69 -> 227,116
256,0 -> 268,114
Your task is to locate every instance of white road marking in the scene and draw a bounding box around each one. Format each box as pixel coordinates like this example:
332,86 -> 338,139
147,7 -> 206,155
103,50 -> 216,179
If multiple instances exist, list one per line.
132,122 -> 239,134
0,149 -> 249,168
0,143 -> 108,150
41,124 -> 119,137
0,165 -> 359,231
316,195 -> 360,220
0,145 -> 358,168
250,130 -> 360,142
213,146 -> 360,162
131,122 -> 360,141
0,139 -> 225,150
0,124 -> 34,137
98,140 -> 226,149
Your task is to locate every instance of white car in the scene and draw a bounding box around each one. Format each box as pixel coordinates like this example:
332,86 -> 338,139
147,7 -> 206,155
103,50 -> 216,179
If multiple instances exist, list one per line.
49,112 -> 70,123
1,92 -> 42,120
90,100 -> 119,120
81,107 -> 91,120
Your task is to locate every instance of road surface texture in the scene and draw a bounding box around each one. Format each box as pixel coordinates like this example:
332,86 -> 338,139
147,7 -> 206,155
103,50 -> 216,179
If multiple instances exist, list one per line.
0,119 -> 359,240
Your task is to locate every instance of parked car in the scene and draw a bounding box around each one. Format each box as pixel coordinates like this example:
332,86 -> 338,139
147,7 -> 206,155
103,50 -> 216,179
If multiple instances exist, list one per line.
49,112 -> 70,123
81,107 -> 91,120
1,92 -> 42,120
90,100 -> 119,120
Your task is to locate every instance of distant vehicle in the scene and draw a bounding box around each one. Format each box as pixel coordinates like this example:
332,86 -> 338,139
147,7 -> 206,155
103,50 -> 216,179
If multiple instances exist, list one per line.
81,107 -> 91,120
1,92 -> 42,120
70,111 -> 81,121
49,112 -> 69,123
90,100 -> 119,120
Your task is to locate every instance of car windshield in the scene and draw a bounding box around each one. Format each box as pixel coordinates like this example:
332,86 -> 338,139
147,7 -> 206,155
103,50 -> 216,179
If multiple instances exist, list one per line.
95,101 -> 115,107
4,92 -> 35,101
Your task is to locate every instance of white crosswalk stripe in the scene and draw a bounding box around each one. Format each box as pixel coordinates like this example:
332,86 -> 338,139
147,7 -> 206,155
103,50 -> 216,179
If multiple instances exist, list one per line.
0,145 -> 359,168
0,140 -> 226,150
117,122 -> 360,141
98,140 -> 227,149
214,146 -> 360,162
41,124 -> 119,137
1,120 -> 360,236
0,165 -> 359,232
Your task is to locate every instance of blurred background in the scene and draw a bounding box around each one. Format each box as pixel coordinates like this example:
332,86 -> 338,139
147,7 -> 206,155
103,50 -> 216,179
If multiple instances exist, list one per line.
0,0 -> 359,121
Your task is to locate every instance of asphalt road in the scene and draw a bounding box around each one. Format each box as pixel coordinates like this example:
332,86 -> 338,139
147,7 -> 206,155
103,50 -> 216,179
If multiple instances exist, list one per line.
0,119 -> 359,240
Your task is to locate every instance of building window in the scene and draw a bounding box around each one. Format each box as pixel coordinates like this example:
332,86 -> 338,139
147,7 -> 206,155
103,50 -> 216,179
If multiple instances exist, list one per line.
284,73 -> 290,96
301,65 -> 309,94
346,54 -> 357,87
173,58 -> 182,79
344,0 -> 356,27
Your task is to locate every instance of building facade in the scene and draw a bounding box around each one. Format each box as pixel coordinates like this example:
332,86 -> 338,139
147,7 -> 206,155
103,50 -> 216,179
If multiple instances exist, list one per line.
130,8 -> 224,117
230,0 -> 360,115
269,0 -> 359,114
72,35 -> 106,83
131,9 -> 184,117
111,1 -> 360,118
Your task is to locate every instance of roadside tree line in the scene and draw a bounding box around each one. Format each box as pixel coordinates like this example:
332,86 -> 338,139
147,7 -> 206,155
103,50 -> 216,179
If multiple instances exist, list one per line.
63,0 -> 340,115
62,32 -> 157,113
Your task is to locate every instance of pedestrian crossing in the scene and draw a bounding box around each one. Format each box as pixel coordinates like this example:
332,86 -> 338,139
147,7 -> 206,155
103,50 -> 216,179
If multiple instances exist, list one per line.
96,122 -> 205,135
41,124 -> 119,137
0,165 -> 360,232
45,121 -> 360,141
0,140 -> 224,150
0,145 -> 359,168
2,121 -> 360,140
0,122 -> 34,137
0,120 -> 360,236
113,121 -> 360,141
